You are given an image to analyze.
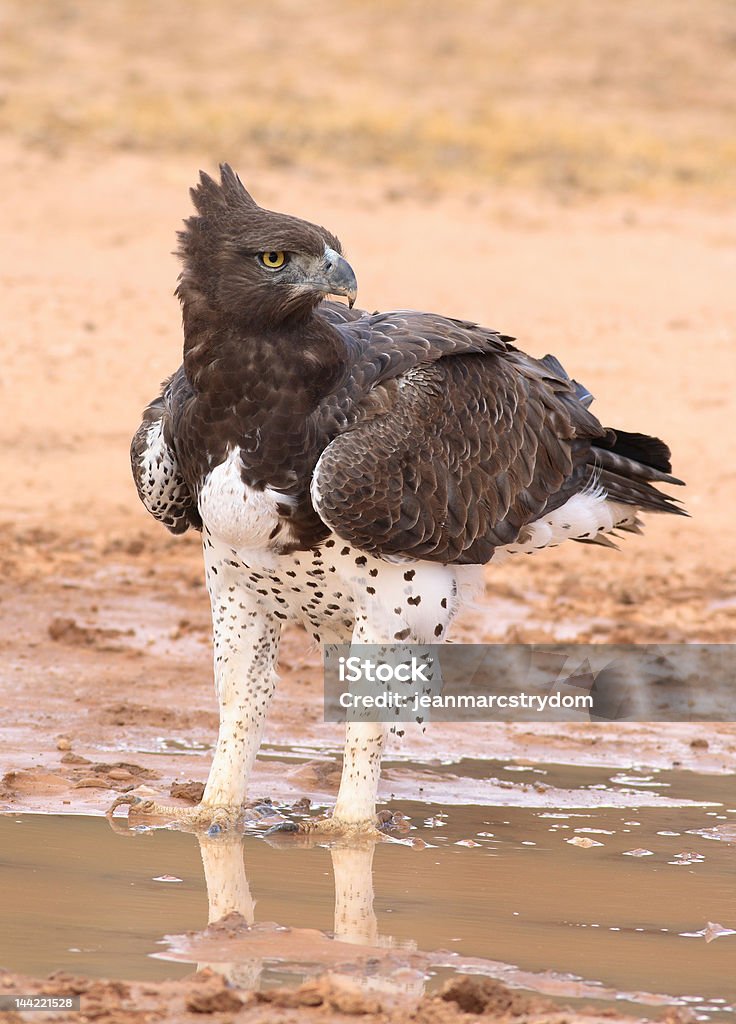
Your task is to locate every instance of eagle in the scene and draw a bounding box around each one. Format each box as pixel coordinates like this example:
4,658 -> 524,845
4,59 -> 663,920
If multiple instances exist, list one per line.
122,165 -> 684,836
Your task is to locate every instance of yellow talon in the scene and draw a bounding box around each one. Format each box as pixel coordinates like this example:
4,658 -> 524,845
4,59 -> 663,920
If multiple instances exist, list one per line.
106,794 -> 243,834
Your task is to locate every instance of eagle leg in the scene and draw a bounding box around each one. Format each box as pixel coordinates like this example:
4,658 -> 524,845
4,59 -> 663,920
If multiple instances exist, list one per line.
333,720 -> 386,829
310,570 -> 454,834
109,545 -> 282,834
261,721 -> 387,839
270,564 -> 458,839
264,721 -> 388,839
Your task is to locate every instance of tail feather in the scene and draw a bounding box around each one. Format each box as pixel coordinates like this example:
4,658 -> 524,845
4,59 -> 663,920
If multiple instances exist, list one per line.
586,420 -> 686,517
592,444 -> 684,487
617,517 -> 644,535
576,533 -> 620,550
596,467 -> 687,517
537,351 -> 686,520
597,428 -> 678,477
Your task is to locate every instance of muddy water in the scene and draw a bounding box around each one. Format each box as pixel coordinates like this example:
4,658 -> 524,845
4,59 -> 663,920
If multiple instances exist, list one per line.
1,763 -> 735,1020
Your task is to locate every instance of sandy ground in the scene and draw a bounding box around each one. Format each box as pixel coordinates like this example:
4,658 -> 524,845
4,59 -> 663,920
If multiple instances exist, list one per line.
1,1 -> 735,1020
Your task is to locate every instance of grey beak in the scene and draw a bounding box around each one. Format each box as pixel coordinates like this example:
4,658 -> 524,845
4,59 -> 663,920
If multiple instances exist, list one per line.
323,247 -> 357,308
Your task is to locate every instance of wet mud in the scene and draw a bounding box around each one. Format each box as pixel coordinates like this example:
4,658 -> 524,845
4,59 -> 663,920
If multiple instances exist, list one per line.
2,770 -> 735,1022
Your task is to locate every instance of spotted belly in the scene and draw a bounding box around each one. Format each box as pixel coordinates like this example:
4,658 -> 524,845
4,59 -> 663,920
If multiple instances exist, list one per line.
200,480 -> 634,648
202,525 -> 479,646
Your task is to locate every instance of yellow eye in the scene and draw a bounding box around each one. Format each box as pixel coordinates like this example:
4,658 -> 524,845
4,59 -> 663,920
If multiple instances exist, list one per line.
259,251 -> 288,269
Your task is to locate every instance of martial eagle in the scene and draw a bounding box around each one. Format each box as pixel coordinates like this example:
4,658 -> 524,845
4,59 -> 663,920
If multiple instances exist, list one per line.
122,165 -> 684,835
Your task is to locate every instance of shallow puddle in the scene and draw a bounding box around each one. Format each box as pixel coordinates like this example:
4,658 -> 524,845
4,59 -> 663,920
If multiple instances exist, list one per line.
1,764 -> 735,1020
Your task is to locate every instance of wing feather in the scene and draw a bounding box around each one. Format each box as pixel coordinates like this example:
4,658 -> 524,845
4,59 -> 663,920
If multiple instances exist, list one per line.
311,310 -> 684,564
130,367 -> 201,534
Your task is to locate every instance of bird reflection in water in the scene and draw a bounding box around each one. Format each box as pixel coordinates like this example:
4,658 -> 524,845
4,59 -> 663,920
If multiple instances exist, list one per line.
186,832 -> 423,1000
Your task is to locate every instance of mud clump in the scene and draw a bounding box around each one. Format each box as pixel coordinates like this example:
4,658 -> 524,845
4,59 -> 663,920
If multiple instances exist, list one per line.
60,752 -> 91,765
2,769 -> 69,796
287,759 -> 343,791
185,970 -> 244,1014
689,738 -> 709,750
257,977 -> 381,1014
170,780 -> 205,803
439,976 -> 555,1016
98,701 -> 216,730
48,617 -> 96,646
74,776 -> 113,789
47,616 -> 133,650
198,912 -> 251,938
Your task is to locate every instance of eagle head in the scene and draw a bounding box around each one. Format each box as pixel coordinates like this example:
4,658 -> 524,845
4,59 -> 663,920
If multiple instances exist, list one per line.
177,164 -> 357,326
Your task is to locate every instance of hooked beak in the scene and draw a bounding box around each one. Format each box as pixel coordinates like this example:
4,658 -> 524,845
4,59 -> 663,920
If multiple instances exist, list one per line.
320,247 -> 358,308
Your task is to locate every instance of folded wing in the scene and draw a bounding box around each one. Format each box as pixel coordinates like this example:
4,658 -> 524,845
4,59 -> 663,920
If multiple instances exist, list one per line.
312,311 -> 683,565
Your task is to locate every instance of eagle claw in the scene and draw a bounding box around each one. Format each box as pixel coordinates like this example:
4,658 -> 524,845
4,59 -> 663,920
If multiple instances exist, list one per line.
264,812 -> 407,842
263,821 -> 300,836
106,795 -> 243,833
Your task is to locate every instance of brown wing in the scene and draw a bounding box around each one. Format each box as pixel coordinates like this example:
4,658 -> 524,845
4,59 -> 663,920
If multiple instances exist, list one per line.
312,310 -> 684,565
311,337 -> 600,564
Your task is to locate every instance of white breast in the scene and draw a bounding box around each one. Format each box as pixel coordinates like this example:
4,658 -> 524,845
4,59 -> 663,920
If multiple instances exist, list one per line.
198,446 -> 295,550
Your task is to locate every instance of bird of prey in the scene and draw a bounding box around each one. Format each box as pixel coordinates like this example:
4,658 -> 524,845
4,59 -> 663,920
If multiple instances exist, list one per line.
123,165 -> 684,836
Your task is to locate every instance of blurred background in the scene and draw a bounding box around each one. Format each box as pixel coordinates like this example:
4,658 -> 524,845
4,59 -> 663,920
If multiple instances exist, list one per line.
3,0 -> 736,197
